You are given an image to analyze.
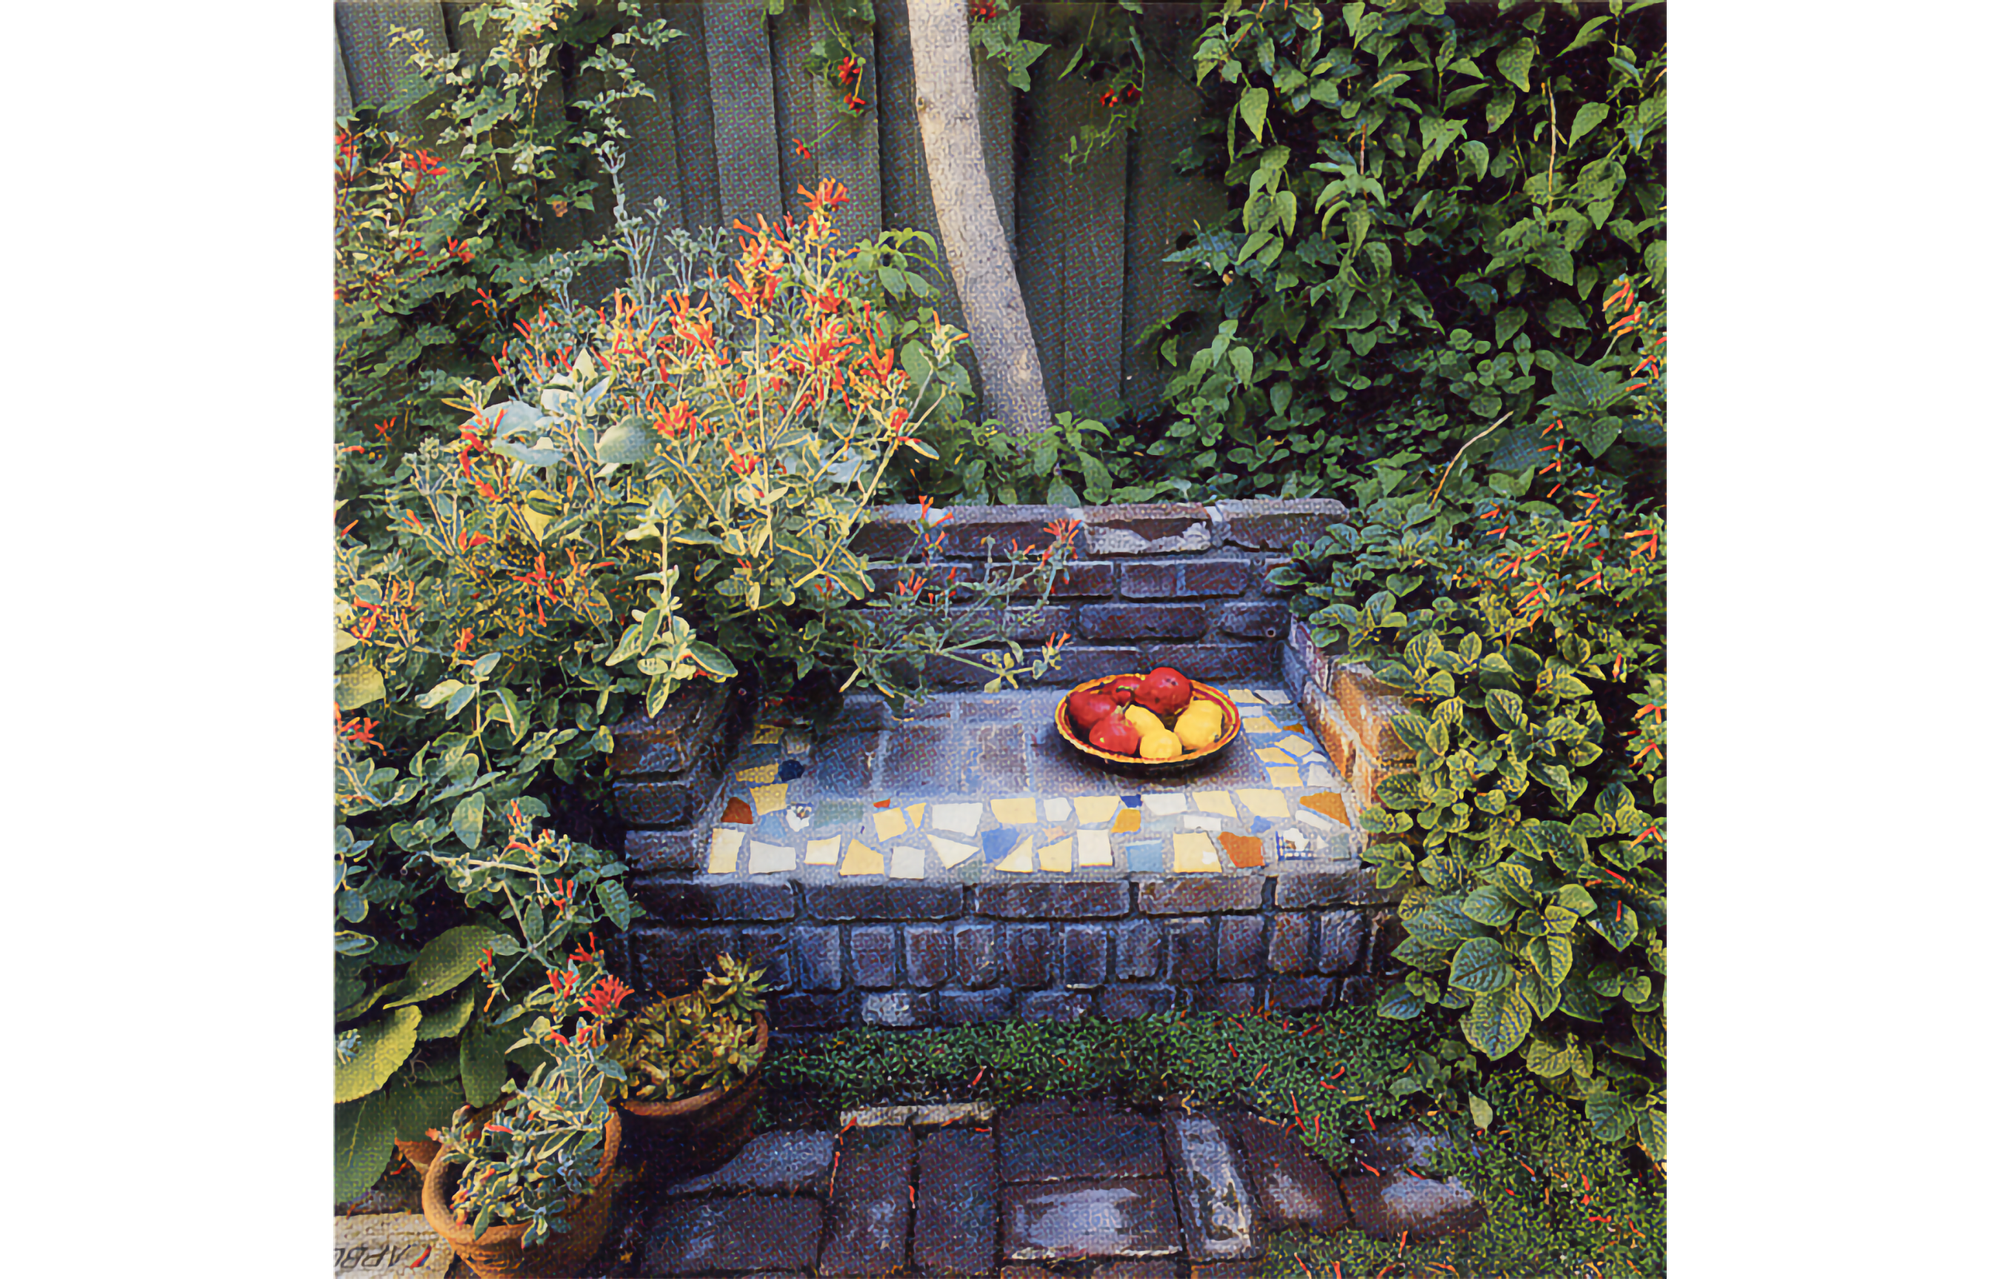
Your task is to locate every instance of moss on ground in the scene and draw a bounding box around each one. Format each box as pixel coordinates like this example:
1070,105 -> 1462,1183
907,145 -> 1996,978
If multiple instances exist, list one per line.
759,1011 -> 1664,1277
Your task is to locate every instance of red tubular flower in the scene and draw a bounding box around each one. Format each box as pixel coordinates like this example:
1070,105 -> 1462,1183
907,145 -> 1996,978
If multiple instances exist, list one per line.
838,55 -> 859,85
582,975 -> 633,1019
970,1 -> 996,21
1124,83 -> 1141,102
1101,89 -> 1118,107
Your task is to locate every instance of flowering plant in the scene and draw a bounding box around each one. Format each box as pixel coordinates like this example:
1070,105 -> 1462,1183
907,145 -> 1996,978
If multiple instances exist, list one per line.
433,937 -> 633,1247
605,954 -> 769,1103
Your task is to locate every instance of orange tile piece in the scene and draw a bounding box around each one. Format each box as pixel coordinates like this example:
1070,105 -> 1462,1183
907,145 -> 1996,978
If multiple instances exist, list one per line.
721,797 -> 755,824
1111,807 -> 1143,834
1299,791 -> 1350,824
1219,832 -> 1265,868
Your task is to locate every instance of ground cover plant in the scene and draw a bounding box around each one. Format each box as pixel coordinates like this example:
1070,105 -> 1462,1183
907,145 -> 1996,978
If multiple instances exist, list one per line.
762,1005 -> 1665,1277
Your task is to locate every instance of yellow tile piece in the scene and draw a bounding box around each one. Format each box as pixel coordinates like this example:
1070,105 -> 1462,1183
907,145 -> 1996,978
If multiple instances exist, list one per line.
1173,832 -> 1222,872
1072,796 -> 1122,825
990,796 -> 1038,825
1266,766 -> 1303,788
751,782 -> 790,816
1192,790 -> 1237,818
805,837 -> 840,865
872,807 -> 909,840
1300,791 -> 1351,825
1256,747 -> 1295,765
840,839 -> 885,876
751,724 -> 784,745
1039,837 -> 1074,872
929,833 -> 979,868
1110,807 -> 1144,835
736,762 -> 781,785
994,840 -> 1036,873
1077,829 -> 1113,867
707,828 -> 744,874
1229,689 -> 1263,703
747,841 -> 795,874
1240,715 -> 1281,735
1276,734 -> 1320,759
905,803 -> 926,830
1237,788 -> 1290,819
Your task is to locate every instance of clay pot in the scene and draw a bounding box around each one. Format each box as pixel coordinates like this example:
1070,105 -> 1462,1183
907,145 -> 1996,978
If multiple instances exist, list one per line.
421,1108 -> 622,1279
618,1012 -> 769,1178
394,1135 -> 441,1178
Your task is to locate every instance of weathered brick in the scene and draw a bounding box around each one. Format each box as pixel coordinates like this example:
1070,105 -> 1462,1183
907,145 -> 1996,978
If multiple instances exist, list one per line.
999,1179 -> 1183,1261
1351,749 -> 1413,812
1020,990 -> 1092,1021
1232,1115 -> 1350,1235
1216,916 -> 1265,981
975,881 -> 1129,919
770,991 -> 851,1033
820,1126 -> 915,1274
1340,976 -> 1381,1005
1340,1171 -> 1486,1242
956,923 -> 1003,988
631,878 -> 798,922
1332,665 -> 1417,762
804,883 -> 964,920
1146,642 -> 1275,683
1267,976 -> 1338,1011
613,778 -> 710,828
1368,910 -> 1408,973
623,828 -> 704,873
1274,869 -> 1400,910
657,1129 -> 837,1198
642,1196 -> 823,1274
1099,983 -> 1176,1019
1218,601 -> 1291,640
939,989 -> 1016,1025
1182,559 -> 1253,597
999,1111 -> 1166,1183
1021,645 -> 1145,685
1166,918 -> 1213,983
1138,878 -> 1263,915
1214,498 -> 1351,550
1120,561 -> 1180,599
1063,924 -> 1109,988
1267,913 -> 1311,974
1084,503 -> 1213,555
1041,560 -> 1116,597
795,926 -> 843,992
904,923 -> 950,989
916,1128 -> 998,1275
1194,982 -> 1261,1012
1117,919 -> 1163,979
1005,925 -> 1053,988
851,926 -> 899,988
862,990 -> 935,1027
738,928 -> 794,992
1078,602 -> 1211,640
1163,1114 -> 1263,1263
693,927 -> 735,973
1317,912 -> 1367,974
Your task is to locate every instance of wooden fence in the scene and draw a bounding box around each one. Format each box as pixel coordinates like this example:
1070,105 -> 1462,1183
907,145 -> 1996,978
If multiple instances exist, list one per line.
335,1 -> 1228,420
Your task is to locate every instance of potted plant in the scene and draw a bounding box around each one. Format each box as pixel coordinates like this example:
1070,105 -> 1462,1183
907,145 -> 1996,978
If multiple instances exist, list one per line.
422,952 -> 635,1277
605,954 -> 771,1174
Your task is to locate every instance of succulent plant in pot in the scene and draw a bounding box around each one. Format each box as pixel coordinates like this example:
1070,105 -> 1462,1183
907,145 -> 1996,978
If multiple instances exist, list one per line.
604,954 -> 771,1173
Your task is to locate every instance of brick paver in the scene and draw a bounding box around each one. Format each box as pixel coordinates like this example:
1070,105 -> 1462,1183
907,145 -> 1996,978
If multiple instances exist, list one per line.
915,1127 -> 998,1274
640,1196 -> 823,1274
818,1125 -> 915,1274
1162,1113 -> 1263,1263
998,1178 -> 1182,1262
1232,1114 -> 1350,1234
998,1111 -> 1166,1183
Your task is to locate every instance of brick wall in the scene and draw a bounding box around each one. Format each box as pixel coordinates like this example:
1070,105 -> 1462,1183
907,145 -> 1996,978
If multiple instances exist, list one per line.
601,499 -> 1422,1035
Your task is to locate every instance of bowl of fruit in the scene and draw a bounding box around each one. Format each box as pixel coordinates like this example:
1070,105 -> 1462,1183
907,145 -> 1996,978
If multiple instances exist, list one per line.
1055,667 -> 1241,771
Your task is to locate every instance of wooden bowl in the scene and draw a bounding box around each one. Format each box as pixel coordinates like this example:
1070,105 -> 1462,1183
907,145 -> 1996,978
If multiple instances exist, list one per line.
1054,675 -> 1241,772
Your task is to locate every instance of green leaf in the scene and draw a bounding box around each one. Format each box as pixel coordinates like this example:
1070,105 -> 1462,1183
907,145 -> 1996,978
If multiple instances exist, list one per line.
1570,100 -> 1610,143
336,664 -> 387,711
1590,901 -> 1641,950
1461,885 -> 1517,927
1524,1034 -> 1578,1078
451,794 -> 485,850
686,642 -> 738,679
334,1006 -> 423,1103
334,1094 -> 397,1203
459,1019 -> 509,1107
1449,937 -> 1516,993
1240,86 -> 1270,143
388,925 -> 499,1008
1634,1009 -> 1665,1058
595,415 -> 656,465
417,983 -> 478,1041
1525,932 -> 1573,986
594,878 -> 635,929
382,1078 -> 463,1142
1377,980 -> 1427,1019
416,678 -> 467,710
1494,307 -> 1526,348
445,682 -> 479,719
1632,1105 -> 1667,1161
1585,1091 -> 1638,1143
1495,38 -> 1535,92
1463,985 -> 1534,1059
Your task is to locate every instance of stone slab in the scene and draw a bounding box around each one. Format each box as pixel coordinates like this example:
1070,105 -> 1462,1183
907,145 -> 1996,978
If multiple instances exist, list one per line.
916,1127 -> 999,1275
641,1196 -> 824,1274
1232,1115 -> 1350,1235
998,1112 -> 1167,1183
1163,1114 -> 1263,1263
820,1124 -> 915,1274
998,1178 -> 1182,1262
656,1129 -> 836,1197
1340,1171 -> 1488,1241
333,1212 -> 454,1277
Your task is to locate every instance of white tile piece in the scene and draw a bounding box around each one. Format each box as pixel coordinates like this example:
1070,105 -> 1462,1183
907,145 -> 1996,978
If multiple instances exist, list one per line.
932,802 -> 984,835
928,833 -> 979,868
1296,808 -> 1334,831
1257,690 -> 1294,705
1306,764 -> 1337,788
1183,814 -> 1222,832
889,845 -> 926,879
1077,829 -> 1113,866
1042,797 -> 1072,823
747,841 -> 796,874
1143,793 -> 1189,815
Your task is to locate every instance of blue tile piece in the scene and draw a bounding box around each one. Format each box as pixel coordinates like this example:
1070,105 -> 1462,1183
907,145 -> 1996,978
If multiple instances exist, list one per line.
1125,841 -> 1164,872
982,827 -> 1024,863
777,759 -> 805,781
1249,817 -> 1274,835
1122,794 -> 1144,807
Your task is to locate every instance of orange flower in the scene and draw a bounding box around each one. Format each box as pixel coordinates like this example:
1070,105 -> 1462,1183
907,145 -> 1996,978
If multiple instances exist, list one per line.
801,179 -> 850,216
726,441 -> 760,477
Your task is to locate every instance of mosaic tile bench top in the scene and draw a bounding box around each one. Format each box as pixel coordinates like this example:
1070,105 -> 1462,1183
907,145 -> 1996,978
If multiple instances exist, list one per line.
702,688 -> 1362,881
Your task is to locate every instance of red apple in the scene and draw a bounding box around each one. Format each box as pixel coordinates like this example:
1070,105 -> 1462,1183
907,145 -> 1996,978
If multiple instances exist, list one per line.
1136,667 -> 1193,718
1068,689 -> 1118,736
1089,712 -> 1142,756
1106,674 -> 1143,705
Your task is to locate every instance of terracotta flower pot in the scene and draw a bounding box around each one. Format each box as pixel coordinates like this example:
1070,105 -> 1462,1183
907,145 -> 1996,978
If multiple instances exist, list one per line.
421,1108 -> 622,1279
394,1135 -> 441,1178
618,1012 -> 769,1178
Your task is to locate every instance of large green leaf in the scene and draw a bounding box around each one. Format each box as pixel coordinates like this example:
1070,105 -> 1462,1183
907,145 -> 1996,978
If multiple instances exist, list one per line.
1463,985 -> 1534,1059
1634,1009 -> 1665,1059
336,664 -> 386,711
460,1019 -> 510,1107
1449,936 -> 1516,993
452,794 -> 485,850
1495,38 -> 1535,92
1632,1105 -> 1667,1162
388,926 -> 499,1010
334,1005 -> 423,1103
382,1077 -> 464,1143
334,1094 -> 397,1204
1525,932 -> 1574,987
1585,1090 -> 1638,1143
1376,980 -> 1428,1019
417,983 -> 478,1041
1461,885 -> 1517,927
594,414 -> 656,465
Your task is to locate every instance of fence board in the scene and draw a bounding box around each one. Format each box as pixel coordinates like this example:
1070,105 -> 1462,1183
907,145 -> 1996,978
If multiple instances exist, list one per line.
336,23 -> 354,118
703,1 -> 786,234
659,2 -> 721,232
771,1 -> 816,227
336,2 -> 451,138
811,4 -> 882,254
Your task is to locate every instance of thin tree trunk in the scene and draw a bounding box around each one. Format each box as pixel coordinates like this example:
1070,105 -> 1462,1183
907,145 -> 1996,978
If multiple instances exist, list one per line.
906,0 -> 1052,436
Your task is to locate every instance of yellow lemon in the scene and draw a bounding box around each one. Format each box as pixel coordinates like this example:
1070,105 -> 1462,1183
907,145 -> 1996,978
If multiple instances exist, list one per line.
1138,728 -> 1183,760
1124,705 -> 1167,738
1176,706 -> 1223,752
